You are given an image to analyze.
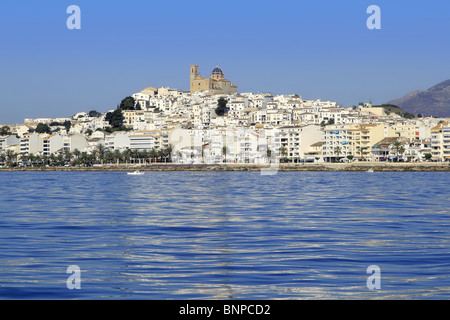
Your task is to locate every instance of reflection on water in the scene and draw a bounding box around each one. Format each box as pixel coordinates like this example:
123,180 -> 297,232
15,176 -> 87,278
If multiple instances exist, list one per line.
0,171 -> 449,299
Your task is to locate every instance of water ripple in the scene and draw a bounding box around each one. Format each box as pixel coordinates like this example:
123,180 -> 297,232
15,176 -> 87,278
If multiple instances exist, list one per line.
0,171 -> 449,299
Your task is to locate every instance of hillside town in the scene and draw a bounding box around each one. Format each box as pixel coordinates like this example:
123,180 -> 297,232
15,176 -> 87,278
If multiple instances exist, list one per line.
1,65 -> 450,167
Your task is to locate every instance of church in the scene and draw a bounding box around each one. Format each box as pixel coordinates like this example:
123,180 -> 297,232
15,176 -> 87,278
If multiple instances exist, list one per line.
190,64 -> 238,94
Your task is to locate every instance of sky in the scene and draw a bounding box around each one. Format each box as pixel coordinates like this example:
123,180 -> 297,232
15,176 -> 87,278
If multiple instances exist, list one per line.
0,0 -> 449,124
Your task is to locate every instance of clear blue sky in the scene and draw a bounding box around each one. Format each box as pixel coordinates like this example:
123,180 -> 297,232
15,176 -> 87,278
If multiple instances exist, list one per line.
0,0 -> 449,124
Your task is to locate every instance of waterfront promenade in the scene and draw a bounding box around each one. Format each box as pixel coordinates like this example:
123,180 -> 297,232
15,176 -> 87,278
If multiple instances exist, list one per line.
1,162 -> 449,172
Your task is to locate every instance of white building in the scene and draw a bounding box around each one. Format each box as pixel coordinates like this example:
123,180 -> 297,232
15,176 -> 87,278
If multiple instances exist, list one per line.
63,134 -> 89,152
0,135 -> 20,153
42,134 -> 64,156
431,122 -> 450,161
322,124 -> 353,162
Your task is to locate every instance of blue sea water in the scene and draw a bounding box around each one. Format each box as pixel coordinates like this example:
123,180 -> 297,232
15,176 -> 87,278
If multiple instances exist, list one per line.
0,171 -> 449,299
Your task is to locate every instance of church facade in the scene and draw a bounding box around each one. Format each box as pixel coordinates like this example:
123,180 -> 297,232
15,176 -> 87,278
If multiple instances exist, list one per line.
190,64 -> 238,95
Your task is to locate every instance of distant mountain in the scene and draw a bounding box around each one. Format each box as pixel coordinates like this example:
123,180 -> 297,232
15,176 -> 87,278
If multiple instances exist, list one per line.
386,79 -> 450,117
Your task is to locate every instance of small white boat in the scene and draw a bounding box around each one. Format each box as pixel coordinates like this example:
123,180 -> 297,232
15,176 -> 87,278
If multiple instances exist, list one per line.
367,169 -> 374,173
127,170 -> 144,175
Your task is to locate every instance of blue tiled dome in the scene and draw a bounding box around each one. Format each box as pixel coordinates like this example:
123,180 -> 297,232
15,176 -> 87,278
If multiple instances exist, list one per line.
211,66 -> 224,75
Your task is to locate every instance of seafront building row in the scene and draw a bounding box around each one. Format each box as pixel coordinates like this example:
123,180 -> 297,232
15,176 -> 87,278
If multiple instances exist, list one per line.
1,65 -> 450,164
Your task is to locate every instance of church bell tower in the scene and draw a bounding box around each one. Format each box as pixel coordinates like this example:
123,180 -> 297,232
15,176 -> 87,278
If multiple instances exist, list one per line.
190,64 -> 199,93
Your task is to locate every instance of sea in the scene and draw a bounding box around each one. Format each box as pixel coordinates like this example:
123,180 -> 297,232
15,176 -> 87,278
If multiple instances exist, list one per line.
0,170 -> 449,299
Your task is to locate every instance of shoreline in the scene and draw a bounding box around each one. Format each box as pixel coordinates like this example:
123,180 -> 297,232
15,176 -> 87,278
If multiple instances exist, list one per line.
1,162 -> 449,172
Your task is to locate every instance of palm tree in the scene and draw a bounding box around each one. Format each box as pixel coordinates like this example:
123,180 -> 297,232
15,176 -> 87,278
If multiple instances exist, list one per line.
334,146 -> 342,162
28,153 -> 36,167
20,153 -> 29,166
96,144 -> 105,164
398,145 -> 406,162
131,149 -> 139,164
73,149 -> 81,161
0,153 -> 6,166
222,146 -> 228,163
113,149 -> 122,166
157,149 -> 165,163
42,154 -> 49,166
34,154 -> 42,166
392,141 -> 403,162
279,146 -> 287,162
91,150 -> 98,165
104,150 -> 114,165
5,150 -> 17,167
64,150 -> 72,165
166,144 -> 174,163
80,152 -> 89,166
123,149 -> 132,166
149,148 -> 157,163
141,150 -> 150,165
56,153 -> 64,166
49,153 -> 56,166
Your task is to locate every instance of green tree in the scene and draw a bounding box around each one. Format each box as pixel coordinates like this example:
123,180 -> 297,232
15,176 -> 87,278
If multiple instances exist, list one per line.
35,123 -> 51,134
149,148 -> 157,163
166,144 -> 174,162
5,150 -> 17,167
96,144 -> 105,164
27,153 -> 36,167
398,145 -> 406,161
56,153 -> 64,166
63,120 -> 71,133
119,96 -> 136,110
105,108 -> 124,128
88,110 -> 101,118
73,149 -> 81,161
424,153 -> 432,161
392,141 -> 403,161
334,146 -> 342,162
114,149 -> 122,166
0,153 -> 6,165
0,126 -> 12,136
279,146 -> 287,162
34,154 -> 42,166
123,149 -> 132,165
104,150 -> 114,164
64,150 -> 73,165
222,146 -> 228,162
215,97 -> 228,116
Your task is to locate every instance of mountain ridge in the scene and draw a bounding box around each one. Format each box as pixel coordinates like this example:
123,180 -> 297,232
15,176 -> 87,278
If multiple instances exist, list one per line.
386,79 -> 450,117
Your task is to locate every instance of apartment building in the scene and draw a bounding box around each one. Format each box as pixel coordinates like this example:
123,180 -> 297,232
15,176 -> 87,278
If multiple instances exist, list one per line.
63,134 -> 89,152
322,124 -> 352,162
0,135 -> 20,153
129,130 -> 170,151
430,122 -> 450,161
20,133 -> 42,155
275,125 -> 322,162
41,134 -> 64,156
348,123 -> 394,161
